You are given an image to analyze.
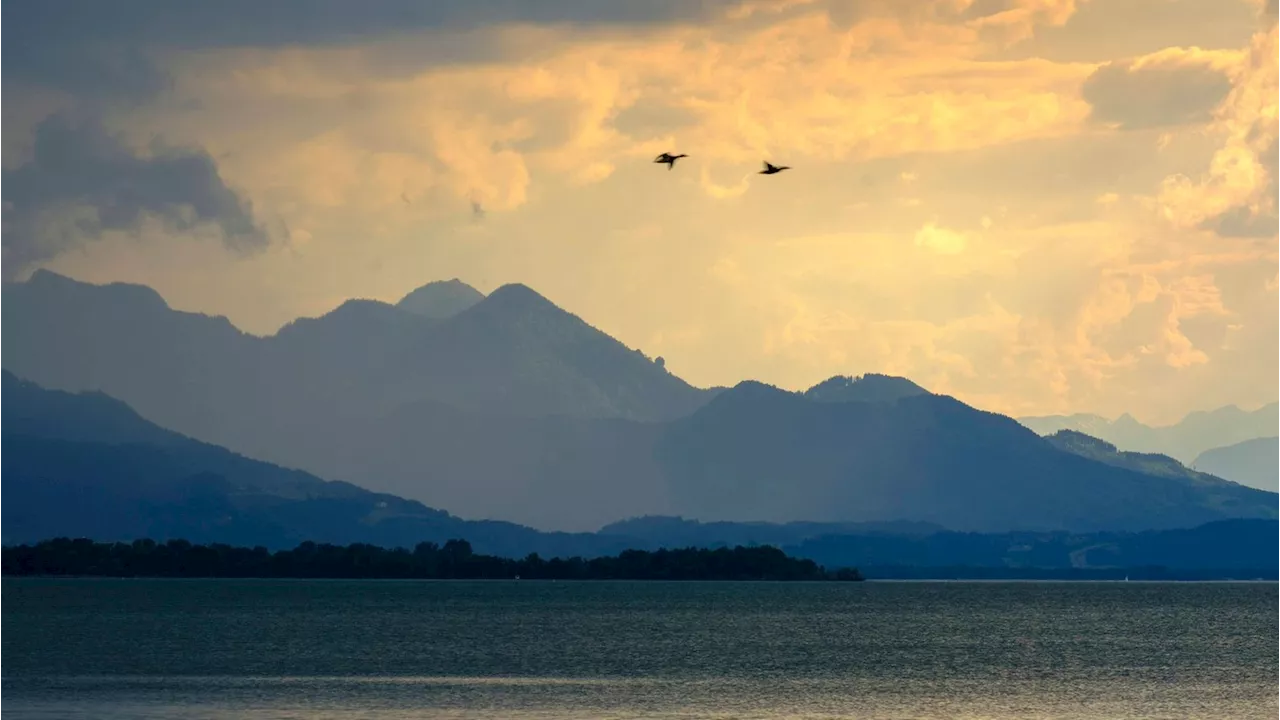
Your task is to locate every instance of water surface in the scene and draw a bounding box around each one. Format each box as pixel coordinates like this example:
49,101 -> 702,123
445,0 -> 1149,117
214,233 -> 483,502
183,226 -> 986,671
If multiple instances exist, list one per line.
3,579 -> 1276,718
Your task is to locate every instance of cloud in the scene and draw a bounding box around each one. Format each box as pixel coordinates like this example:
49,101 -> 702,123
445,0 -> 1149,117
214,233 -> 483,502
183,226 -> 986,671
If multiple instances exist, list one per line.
914,222 -> 970,254
0,0 -> 744,97
1082,47 -> 1239,129
1,113 -> 268,277
1155,22 -> 1278,237
6,0 -> 1275,425
993,0 -> 1260,63
10,0 -> 999,108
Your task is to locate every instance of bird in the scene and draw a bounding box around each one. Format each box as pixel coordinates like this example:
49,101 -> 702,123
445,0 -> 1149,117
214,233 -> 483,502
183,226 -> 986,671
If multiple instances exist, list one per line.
759,161 -> 790,175
654,152 -> 688,170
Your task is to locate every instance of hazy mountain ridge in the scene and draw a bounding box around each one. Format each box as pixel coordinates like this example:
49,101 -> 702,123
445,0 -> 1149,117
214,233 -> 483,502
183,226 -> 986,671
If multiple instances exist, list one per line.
1192,437 -> 1279,493
4,371 -> 1274,576
1,271 -> 712,460
654,384 -> 1275,532
4,273 -> 1276,534
0,371 -> 634,557
1019,403 -> 1279,463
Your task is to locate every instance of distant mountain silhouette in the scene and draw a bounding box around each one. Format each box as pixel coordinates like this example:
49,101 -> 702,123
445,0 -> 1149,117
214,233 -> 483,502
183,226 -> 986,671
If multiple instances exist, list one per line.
1,271 -> 712,464
1019,403 -> 1279,463
652,382 -> 1276,532
396,279 -> 485,319
4,373 -> 1275,575
270,377 -> 1277,532
384,282 -> 713,421
0,371 -> 635,557
4,273 -> 1276,534
1192,438 -> 1279,493
803,373 -> 929,403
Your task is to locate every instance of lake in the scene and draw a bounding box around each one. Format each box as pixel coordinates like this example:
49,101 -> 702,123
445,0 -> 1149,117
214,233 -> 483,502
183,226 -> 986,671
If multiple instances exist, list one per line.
2,579 -> 1276,719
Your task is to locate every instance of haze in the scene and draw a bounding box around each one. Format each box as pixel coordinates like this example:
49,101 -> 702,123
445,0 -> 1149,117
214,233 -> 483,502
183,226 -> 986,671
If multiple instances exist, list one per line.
4,0 -> 1277,425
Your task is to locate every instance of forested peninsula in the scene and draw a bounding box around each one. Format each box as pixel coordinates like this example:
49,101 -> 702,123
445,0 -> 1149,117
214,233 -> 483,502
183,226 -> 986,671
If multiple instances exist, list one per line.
2,538 -> 865,581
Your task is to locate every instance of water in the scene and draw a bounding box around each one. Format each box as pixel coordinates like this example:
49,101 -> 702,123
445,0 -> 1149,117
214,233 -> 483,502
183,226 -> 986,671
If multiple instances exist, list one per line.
3,579 -> 1276,719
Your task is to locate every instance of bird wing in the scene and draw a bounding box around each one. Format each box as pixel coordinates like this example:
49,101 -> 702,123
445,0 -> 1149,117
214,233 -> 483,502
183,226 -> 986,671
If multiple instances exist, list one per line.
763,161 -> 776,172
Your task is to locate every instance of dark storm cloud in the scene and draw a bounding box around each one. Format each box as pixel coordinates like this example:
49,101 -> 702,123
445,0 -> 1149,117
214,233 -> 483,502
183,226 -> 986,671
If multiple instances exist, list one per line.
1081,56 -> 1235,130
1,113 -> 267,276
2,0 -> 744,98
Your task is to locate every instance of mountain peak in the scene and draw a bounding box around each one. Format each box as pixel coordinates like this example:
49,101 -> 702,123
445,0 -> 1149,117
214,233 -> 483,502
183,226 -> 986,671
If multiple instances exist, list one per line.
16,268 -> 171,312
804,373 -> 929,404
26,268 -> 73,285
486,282 -> 553,305
396,278 -> 484,320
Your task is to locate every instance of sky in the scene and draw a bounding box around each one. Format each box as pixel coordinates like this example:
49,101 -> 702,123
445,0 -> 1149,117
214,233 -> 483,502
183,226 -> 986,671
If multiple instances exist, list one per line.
2,0 -> 1277,425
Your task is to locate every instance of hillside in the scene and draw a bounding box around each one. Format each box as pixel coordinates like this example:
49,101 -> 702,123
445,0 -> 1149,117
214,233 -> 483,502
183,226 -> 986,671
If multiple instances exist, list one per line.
1044,430 -> 1229,485
4,373 -> 1275,574
652,383 -> 1277,532
0,372 -> 633,557
276,378 -> 1277,532
1193,438 -> 1279,493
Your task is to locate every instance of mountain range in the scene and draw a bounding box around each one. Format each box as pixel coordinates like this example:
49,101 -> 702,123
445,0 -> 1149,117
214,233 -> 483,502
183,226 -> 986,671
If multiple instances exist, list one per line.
1018,403 -> 1279,465
3,371 -> 1275,577
3,271 -> 1276,533
0,371 -> 634,557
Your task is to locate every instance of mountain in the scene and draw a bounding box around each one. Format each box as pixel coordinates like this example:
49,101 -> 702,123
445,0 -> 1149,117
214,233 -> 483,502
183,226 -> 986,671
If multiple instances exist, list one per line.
1192,438 -> 1280,493
380,282 -> 712,421
288,397 -> 668,531
5,273 -> 1277,535
1044,430 -> 1222,484
267,376 -> 1277,532
396,279 -> 485,319
0,371 -> 636,557
1019,403 -> 1279,463
4,373 -> 1275,575
651,383 -> 1276,532
803,373 -> 929,403
1,271 -> 713,464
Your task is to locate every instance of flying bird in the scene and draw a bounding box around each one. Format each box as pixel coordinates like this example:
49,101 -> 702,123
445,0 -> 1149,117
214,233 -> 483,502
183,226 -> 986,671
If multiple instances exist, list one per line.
759,161 -> 790,175
654,152 -> 688,170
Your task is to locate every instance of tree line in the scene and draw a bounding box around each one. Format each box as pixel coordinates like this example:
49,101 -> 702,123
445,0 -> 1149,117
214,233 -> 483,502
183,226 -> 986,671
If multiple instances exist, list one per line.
1,537 -> 865,581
